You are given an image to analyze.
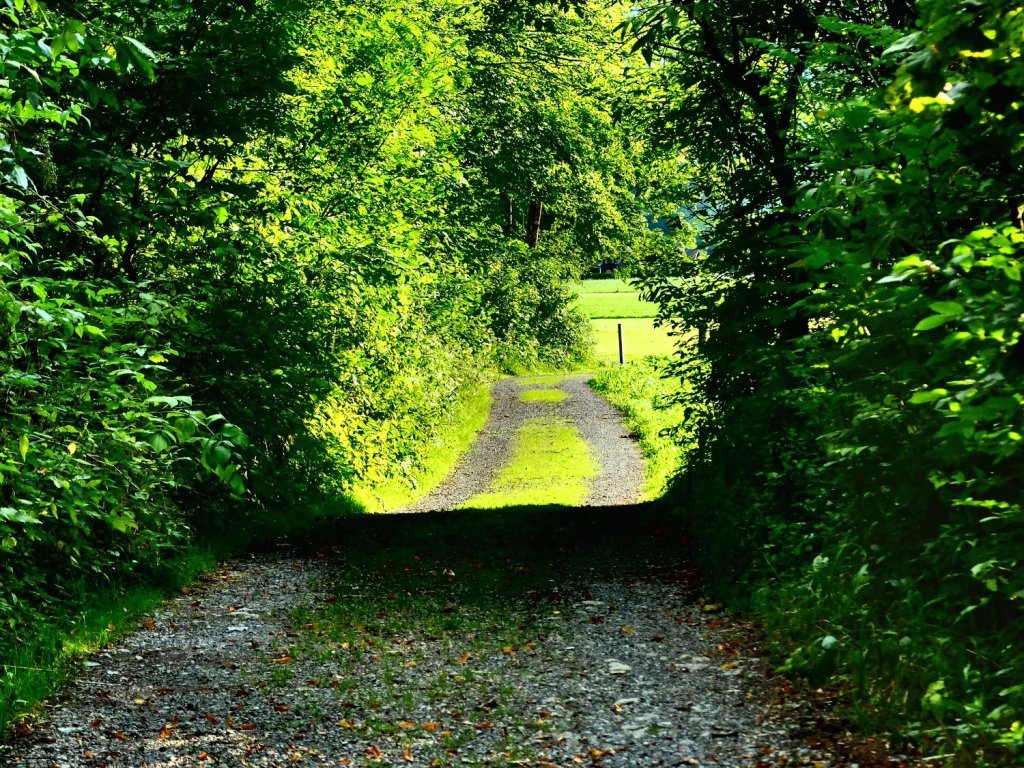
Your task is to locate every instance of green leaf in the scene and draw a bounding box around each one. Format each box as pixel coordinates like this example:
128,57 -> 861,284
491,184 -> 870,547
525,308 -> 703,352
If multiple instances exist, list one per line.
909,389 -> 948,404
0,507 -> 40,524
914,314 -> 955,331
148,433 -> 170,453
928,301 -> 964,316
108,513 -> 137,533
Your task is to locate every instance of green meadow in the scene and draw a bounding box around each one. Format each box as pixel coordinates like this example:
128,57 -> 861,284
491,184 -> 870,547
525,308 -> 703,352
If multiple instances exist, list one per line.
574,279 -> 678,363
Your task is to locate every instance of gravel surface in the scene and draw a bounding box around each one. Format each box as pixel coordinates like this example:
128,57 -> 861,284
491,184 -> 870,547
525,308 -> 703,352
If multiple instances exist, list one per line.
1,535 -> 910,768
404,374 -> 645,512
2,377 -> 919,768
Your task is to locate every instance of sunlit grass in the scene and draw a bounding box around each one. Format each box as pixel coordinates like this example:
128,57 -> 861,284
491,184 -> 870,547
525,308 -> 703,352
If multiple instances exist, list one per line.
518,388 -> 567,404
577,278 -> 635,293
591,318 -> 682,363
576,291 -> 660,319
463,417 -> 597,508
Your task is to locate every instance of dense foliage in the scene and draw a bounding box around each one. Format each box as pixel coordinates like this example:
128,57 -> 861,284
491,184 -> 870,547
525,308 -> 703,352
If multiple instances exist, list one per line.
3,0 -> 1020,762
625,0 -> 1022,762
0,0 -> 662,721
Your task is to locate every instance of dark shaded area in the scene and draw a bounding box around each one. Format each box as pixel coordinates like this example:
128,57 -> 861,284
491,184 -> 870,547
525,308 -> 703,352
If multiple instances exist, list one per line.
290,503 -> 698,598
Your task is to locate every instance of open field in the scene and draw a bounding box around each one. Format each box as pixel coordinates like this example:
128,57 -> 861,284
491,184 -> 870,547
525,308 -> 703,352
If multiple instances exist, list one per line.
578,278 -> 637,293
592,318 -> 680,362
576,290 -> 661,319
574,279 -> 679,363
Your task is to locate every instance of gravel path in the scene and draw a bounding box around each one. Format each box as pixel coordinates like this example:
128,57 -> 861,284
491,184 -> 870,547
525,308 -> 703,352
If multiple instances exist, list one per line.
404,374 -> 645,512
1,378 -> 918,768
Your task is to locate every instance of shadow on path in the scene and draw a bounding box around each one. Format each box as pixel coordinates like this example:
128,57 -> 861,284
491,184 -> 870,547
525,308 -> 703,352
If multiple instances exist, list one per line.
292,502 -> 698,600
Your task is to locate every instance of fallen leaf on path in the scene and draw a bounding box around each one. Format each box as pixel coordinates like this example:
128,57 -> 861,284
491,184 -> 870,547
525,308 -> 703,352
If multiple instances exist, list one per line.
621,626 -> 636,635
403,745 -> 414,762
338,719 -> 354,729
89,718 -> 102,729
238,723 -> 258,731
366,745 -> 383,760
142,619 -> 156,630
422,722 -> 441,731
204,713 -> 219,723
397,720 -> 416,729
160,725 -> 173,740
274,703 -> 290,712
457,652 -> 471,664
198,752 -> 210,761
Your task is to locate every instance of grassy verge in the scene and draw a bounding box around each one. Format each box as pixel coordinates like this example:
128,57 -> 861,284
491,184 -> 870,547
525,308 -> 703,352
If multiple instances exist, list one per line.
0,547 -> 219,733
590,357 -> 691,499
463,417 -> 598,508
351,378 -> 493,513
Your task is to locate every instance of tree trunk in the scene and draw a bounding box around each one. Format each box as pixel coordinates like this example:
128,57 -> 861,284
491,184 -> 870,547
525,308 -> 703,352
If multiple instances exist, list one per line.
526,200 -> 543,248
502,192 -> 514,237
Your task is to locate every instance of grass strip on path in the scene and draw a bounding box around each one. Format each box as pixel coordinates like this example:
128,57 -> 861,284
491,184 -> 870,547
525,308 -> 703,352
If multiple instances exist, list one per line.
518,388 -> 567,404
462,417 -> 597,509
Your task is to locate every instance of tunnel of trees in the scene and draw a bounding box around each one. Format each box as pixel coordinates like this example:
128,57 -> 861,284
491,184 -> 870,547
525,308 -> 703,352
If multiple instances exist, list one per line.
0,0 -> 1021,763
